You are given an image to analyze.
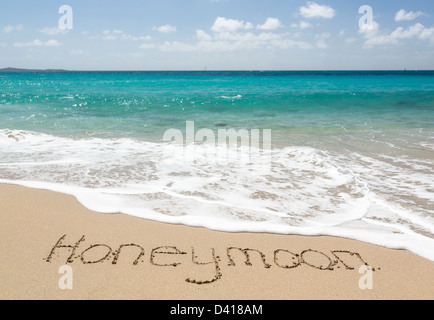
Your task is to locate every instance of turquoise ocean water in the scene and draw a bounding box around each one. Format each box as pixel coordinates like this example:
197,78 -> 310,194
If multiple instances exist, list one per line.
1,71 -> 433,259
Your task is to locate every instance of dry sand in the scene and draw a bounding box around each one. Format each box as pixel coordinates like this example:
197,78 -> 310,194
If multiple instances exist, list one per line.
0,183 -> 433,300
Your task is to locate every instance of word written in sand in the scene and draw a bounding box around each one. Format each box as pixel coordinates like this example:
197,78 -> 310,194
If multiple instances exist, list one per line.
45,234 -> 379,285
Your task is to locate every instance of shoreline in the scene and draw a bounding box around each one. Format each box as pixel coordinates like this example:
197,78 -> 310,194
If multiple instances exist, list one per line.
0,183 -> 433,300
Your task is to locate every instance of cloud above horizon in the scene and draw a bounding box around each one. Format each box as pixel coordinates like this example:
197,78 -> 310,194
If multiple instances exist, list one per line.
101,30 -> 151,41
140,16 -> 319,53
153,25 -> 177,33
299,2 -> 336,19
2,24 -> 23,33
360,20 -> 434,48
211,17 -> 253,33
39,27 -> 68,36
13,39 -> 61,47
257,18 -> 283,31
395,9 -> 426,21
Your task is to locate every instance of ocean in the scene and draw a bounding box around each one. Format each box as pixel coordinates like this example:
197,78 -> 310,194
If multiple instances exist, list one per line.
1,71 -> 433,260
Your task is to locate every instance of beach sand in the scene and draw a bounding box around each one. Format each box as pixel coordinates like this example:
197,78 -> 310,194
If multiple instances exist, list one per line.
0,183 -> 433,300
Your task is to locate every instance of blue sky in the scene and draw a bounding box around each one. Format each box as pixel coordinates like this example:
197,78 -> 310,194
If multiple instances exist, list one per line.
1,0 -> 433,70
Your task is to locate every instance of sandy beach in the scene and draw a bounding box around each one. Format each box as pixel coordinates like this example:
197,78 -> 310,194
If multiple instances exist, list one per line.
0,183 -> 432,300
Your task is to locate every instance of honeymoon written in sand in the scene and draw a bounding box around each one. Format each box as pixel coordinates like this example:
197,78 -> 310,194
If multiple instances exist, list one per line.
45,234 -> 377,285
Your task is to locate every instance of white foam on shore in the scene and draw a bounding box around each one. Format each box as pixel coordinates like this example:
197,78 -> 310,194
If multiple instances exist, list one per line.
1,129 -> 433,261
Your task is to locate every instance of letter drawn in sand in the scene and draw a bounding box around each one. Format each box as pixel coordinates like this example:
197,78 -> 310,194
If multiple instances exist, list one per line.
331,250 -> 370,270
300,250 -> 333,270
186,248 -> 222,285
112,244 -> 145,265
45,234 -> 86,264
150,246 -> 187,267
227,247 -> 272,268
80,244 -> 113,264
274,250 -> 301,269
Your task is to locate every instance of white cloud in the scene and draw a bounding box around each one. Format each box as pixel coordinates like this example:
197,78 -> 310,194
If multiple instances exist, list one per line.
395,9 -> 425,22
291,21 -> 312,29
213,31 -> 279,42
359,20 -> 380,36
3,24 -> 23,33
123,34 -> 151,41
153,25 -> 177,33
211,17 -> 253,33
154,16 -> 319,53
13,39 -> 61,47
420,27 -> 434,41
196,29 -> 212,41
299,2 -> 336,19
45,40 -> 62,47
359,21 -> 396,47
159,38 -> 311,52
361,22 -> 434,48
39,27 -> 68,35
160,41 -> 198,52
102,30 -> 151,41
391,23 -> 426,39
257,18 -> 283,31
2,25 -> 14,33
159,29 -> 312,53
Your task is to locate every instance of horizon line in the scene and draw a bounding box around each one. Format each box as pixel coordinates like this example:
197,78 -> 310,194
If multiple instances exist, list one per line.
2,67 -> 434,72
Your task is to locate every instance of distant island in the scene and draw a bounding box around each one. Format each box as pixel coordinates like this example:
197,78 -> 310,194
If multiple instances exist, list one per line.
0,67 -> 69,72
